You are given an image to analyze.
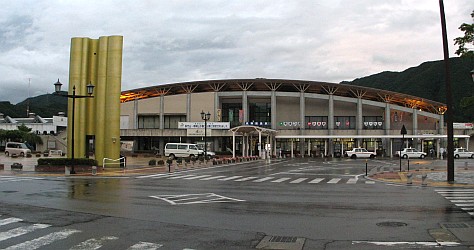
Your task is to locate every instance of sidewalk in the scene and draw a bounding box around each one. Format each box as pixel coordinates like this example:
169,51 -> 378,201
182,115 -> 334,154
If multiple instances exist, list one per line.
368,164 -> 474,188
0,154 -> 217,177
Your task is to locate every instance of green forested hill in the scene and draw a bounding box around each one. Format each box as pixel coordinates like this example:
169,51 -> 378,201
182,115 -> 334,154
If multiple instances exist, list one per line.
0,92 -> 67,118
344,57 -> 474,122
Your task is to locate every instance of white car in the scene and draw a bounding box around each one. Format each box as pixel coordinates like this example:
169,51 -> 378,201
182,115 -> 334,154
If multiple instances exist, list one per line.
453,148 -> 474,159
396,148 -> 427,159
345,148 -> 376,159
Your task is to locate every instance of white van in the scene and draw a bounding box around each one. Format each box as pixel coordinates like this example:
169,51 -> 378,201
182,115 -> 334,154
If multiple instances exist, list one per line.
5,142 -> 31,157
165,143 -> 203,159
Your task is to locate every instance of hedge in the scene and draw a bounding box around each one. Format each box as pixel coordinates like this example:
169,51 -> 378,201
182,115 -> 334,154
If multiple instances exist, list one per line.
37,158 -> 98,166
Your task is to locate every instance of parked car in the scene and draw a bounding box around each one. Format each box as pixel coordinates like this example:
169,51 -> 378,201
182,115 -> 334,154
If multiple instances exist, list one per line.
164,143 -> 203,159
4,142 -> 31,157
453,148 -> 474,159
396,148 -> 427,159
344,148 -> 376,159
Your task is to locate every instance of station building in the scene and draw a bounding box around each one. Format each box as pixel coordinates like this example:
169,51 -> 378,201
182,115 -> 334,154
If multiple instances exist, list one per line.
119,79 -> 472,158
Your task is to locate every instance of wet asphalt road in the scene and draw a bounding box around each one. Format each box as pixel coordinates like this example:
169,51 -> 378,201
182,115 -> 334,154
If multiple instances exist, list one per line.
0,158 -> 473,249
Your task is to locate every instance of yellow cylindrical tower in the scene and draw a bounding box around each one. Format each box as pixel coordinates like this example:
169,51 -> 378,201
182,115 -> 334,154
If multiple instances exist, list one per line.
103,36 -> 123,162
67,35 -> 123,167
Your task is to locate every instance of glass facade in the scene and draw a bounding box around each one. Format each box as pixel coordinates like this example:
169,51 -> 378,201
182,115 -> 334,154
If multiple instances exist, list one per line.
334,116 -> 356,129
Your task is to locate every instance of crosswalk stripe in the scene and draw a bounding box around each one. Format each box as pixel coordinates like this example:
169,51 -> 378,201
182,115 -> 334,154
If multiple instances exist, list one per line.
3,229 -> 80,250
453,203 -> 474,207
183,175 -> 212,180
0,223 -> 50,242
253,177 -> 275,182
365,181 -> 375,184
168,175 -> 194,179
70,236 -> 118,250
290,178 -> 308,184
271,177 -> 291,183
0,217 -> 23,226
460,207 -> 474,211
218,176 -> 242,181
151,175 -> 177,179
327,178 -> 341,184
346,178 -> 358,184
200,176 -> 226,181
450,200 -> 474,203
235,177 -> 259,182
128,241 -> 163,249
308,178 -> 324,184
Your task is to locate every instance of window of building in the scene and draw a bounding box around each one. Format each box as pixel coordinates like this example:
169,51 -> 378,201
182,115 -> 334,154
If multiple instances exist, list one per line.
221,103 -> 242,127
334,116 -> 355,129
363,116 -> 383,130
138,115 -> 160,129
305,116 -> 328,129
164,115 -> 186,129
249,103 -> 271,127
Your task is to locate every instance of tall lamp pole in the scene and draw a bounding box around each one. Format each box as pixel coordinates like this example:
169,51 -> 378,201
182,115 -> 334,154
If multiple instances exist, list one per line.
438,0 -> 455,182
400,124 -> 407,172
54,79 -> 94,174
201,111 -> 211,160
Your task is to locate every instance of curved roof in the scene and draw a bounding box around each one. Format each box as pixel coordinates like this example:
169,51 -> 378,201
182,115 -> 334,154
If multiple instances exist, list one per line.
120,78 -> 446,114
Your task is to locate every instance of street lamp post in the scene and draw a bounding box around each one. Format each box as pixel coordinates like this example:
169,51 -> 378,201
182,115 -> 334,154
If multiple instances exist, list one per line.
54,79 -> 94,174
200,111 -> 211,160
438,0 -> 455,182
400,124 -> 407,172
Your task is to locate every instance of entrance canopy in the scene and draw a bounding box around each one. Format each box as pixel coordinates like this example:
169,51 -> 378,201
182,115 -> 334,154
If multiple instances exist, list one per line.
229,126 -> 277,158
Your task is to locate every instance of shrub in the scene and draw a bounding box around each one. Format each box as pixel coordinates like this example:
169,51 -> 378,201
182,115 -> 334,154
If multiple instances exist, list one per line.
37,158 -> 97,166
157,160 -> 165,165
148,159 -> 156,166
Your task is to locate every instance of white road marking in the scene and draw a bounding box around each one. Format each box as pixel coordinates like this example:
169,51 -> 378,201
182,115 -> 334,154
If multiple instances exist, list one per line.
449,200 -> 474,203
308,178 -> 324,184
327,178 -> 341,184
0,217 -> 23,226
218,176 -> 243,181
290,178 -> 308,184
183,175 -> 212,180
70,236 -> 119,250
365,181 -> 375,184
168,175 -> 194,179
253,177 -> 275,182
235,177 -> 259,182
200,176 -> 226,180
150,193 -> 245,205
0,224 -> 50,242
3,229 -> 80,250
128,241 -> 163,249
352,240 -> 460,247
271,177 -> 291,183
346,178 -> 358,184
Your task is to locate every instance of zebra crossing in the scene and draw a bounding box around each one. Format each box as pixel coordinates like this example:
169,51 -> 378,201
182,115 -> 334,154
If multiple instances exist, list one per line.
137,173 -> 376,185
0,215 -> 168,249
0,176 -> 44,184
435,188 -> 474,217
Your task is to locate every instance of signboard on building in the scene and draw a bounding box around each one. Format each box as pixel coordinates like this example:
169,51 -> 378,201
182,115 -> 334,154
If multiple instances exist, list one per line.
453,123 -> 473,129
187,128 -> 212,136
178,122 -> 230,129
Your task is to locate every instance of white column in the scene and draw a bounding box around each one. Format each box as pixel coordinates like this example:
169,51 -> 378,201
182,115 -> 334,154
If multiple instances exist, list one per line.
307,140 -> 311,156
133,99 -> 138,129
160,95 -> 164,129
291,140 -> 294,158
271,90 -> 276,130
259,131 -> 262,158
390,139 -> 393,158
357,97 -> 363,135
243,90 -> 248,124
186,93 -> 191,122
232,131 -> 236,158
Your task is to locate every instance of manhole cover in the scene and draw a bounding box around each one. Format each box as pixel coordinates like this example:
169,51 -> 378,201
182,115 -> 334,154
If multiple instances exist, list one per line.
376,221 -> 408,227
441,223 -> 469,229
256,235 -> 305,250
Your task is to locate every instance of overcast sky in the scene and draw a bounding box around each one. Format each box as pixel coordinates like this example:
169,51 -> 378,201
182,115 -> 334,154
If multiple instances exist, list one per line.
0,0 -> 472,104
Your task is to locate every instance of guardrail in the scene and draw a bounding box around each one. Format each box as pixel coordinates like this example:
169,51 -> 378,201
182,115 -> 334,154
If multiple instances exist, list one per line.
102,157 -> 126,170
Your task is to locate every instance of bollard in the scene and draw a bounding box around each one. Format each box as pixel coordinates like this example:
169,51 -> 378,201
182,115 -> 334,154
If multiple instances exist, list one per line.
365,160 -> 368,176
465,162 -> 469,170
389,166 -> 394,173
421,173 -> 428,186
407,159 -> 410,172
91,166 -> 97,176
406,173 -> 413,185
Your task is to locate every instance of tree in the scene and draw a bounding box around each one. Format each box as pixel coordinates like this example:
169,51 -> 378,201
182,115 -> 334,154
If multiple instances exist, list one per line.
454,10 -> 474,58
0,125 -> 43,148
454,10 -> 474,113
